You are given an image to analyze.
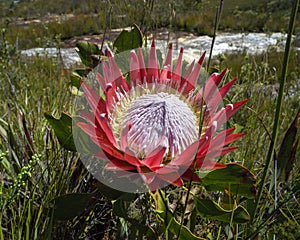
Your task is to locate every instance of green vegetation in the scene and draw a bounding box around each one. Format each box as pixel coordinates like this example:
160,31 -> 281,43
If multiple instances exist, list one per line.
0,0 -> 299,49
0,0 -> 299,239
0,39 -> 116,239
174,0 -> 297,34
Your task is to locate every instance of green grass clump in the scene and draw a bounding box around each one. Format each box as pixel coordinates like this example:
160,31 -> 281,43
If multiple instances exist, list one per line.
0,40 -> 116,239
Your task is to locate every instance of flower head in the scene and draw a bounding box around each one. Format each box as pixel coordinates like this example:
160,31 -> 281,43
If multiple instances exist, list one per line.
75,40 -> 246,192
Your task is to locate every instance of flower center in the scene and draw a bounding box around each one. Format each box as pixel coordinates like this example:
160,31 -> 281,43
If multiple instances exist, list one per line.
114,91 -> 199,159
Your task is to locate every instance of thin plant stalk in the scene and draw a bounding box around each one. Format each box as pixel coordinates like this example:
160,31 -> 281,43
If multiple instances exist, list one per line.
252,0 -> 299,224
100,6 -> 112,54
207,0 -> 224,70
178,1 -> 224,237
177,63 -> 213,238
177,77 -> 207,239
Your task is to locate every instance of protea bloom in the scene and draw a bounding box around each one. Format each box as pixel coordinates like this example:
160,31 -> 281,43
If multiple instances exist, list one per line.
75,40 -> 246,191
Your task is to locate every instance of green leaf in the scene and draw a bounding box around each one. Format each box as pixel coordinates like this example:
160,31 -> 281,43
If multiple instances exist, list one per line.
73,68 -> 92,79
222,189 -> 235,210
0,151 -> 15,178
44,112 -> 76,151
277,109 -> 299,182
112,199 -> 128,218
150,190 -> 172,220
150,191 -> 204,239
112,199 -> 156,238
96,182 -> 135,201
112,198 -> 140,219
207,66 -> 220,75
150,190 -> 174,236
53,193 -> 93,221
194,198 -> 250,224
200,163 -> 256,198
232,123 -> 244,134
69,68 -> 91,89
69,75 -> 82,95
167,217 -> 206,240
112,197 -> 135,219
72,116 -> 101,153
75,41 -> 101,68
113,24 -> 143,53
0,121 -> 7,140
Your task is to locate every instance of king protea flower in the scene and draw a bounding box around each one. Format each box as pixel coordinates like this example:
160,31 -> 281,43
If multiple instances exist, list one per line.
76,40 -> 246,191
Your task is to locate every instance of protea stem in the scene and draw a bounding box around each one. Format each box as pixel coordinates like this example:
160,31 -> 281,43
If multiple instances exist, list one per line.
178,0 -> 224,236
252,0 -> 299,224
207,0 -> 224,70
177,84 -> 207,239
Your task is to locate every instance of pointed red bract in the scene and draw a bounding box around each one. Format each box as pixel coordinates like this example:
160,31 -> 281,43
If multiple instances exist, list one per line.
208,77 -> 237,112
143,146 -> 167,169
186,52 -> 206,87
173,47 -> 184,81
147,40 -> 159,83
160,65 -> 170,84
172,141 -> 199,166
137,47 -> 147,81
182,59 -> 195,81
130,51 -> 142,84
164,43 -> 173,68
